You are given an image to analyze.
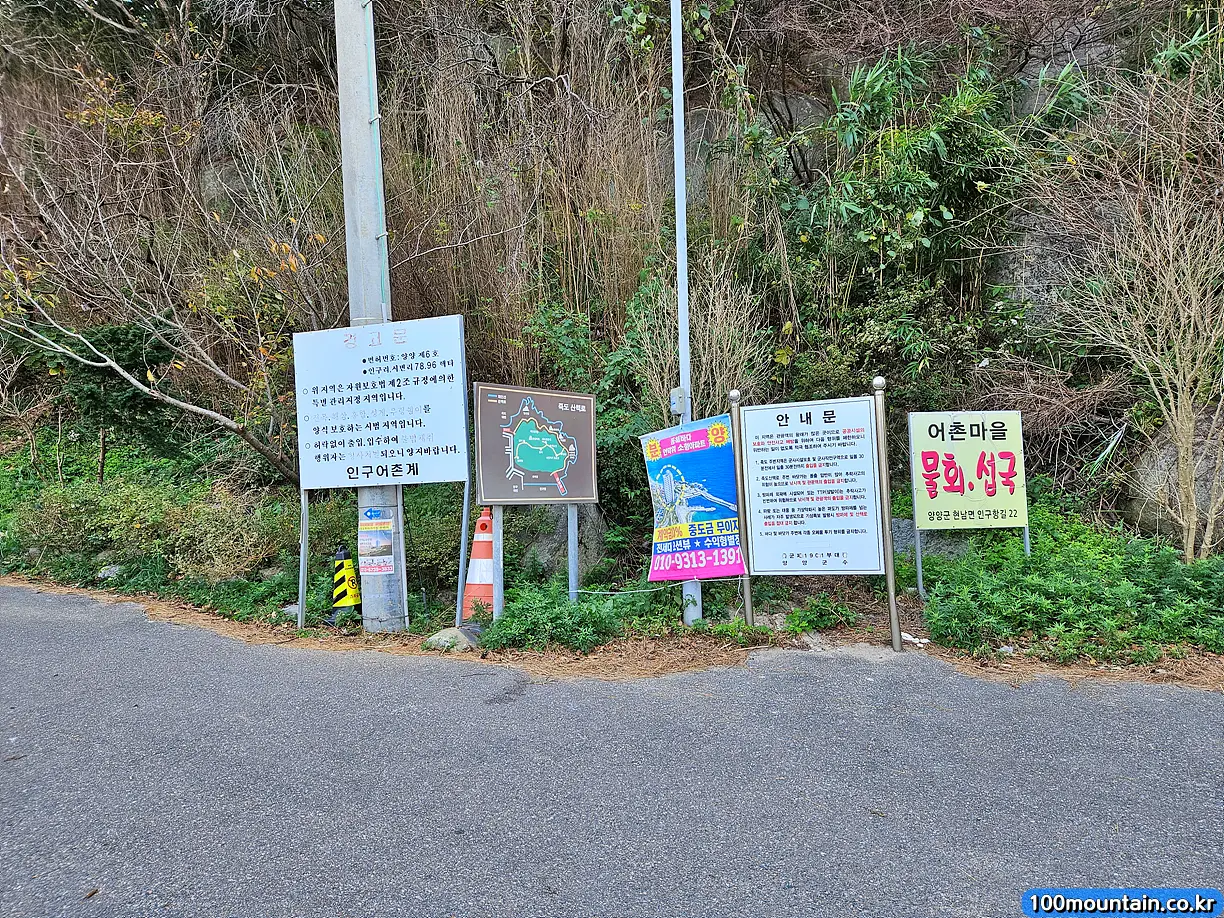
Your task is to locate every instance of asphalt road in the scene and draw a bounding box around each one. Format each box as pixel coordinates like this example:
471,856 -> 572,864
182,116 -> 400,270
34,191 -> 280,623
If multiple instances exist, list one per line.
1,586 -> 1222,918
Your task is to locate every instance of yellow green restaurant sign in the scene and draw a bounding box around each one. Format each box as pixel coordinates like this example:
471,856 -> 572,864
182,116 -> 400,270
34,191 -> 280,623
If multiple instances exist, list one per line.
908,411 -> 1028,531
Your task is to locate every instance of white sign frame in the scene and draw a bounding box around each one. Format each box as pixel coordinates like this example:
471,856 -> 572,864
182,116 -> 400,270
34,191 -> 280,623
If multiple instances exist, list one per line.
740,396 -> 886,577
293,315 -> 470,490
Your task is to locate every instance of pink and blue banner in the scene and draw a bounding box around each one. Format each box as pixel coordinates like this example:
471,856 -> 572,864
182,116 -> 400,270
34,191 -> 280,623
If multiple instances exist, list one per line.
640,415 -> 747,582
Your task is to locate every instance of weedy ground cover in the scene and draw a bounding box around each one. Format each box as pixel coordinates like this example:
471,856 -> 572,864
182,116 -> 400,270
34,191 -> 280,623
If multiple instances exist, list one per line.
918,502 -> 1224,663
4,433 -> 1222,663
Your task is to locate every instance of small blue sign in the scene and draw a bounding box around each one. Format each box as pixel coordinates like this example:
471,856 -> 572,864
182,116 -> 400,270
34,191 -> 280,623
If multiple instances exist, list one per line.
362,508 -> 383,521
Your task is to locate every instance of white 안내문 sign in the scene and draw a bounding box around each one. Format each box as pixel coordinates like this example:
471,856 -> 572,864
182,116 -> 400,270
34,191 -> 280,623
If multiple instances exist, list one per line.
293,315 -> 470,490
740,397 -> 885,576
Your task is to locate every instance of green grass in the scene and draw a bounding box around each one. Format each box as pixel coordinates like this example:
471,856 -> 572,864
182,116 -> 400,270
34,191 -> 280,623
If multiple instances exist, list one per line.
689,617 -> 773,646
918,502 -> 1224,663
784,594 -> 859,634
7,428 -> 1224,664
0,431 -> 483,628
479,582 -> 626,653
477,576 -> 774,653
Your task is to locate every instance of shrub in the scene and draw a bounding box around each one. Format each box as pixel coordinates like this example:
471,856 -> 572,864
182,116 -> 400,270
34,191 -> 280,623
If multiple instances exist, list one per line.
17,477 -> 193,561
303,492 -> 359,561
16,473 -> 300,581
785,595 -> 860,634
921,503 -> 1224,661
398,482 -> 469,587
395,485 -> 556,592
479,582 -> 625,653
170,485 -> 297,580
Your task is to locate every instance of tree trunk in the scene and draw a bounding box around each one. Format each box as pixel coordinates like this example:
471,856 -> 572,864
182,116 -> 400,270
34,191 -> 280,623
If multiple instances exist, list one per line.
1199,420 -> 1224,560
97,427 -> 108,485
1176,426 -> 1199,563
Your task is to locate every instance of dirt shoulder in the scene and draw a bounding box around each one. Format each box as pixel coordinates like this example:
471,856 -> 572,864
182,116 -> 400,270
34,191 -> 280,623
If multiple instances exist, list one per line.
0,575 -> 756,681
813,590 -> 1224,694
3,574 -> 1221,691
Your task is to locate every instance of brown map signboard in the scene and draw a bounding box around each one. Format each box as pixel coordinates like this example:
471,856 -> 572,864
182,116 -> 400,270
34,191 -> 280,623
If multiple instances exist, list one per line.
473,384 -> 598,504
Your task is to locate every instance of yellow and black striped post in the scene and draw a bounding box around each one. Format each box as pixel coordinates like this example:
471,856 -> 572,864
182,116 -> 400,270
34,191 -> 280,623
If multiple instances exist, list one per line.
331,546 -> 361,621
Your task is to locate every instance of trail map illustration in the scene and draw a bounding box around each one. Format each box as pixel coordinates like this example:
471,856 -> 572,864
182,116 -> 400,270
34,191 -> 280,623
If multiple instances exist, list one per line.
474,384 -> 598,504
503,398 -> 576,495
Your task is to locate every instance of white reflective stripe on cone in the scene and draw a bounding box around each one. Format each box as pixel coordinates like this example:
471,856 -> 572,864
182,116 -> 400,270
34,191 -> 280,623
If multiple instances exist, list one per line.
466,557 -> 494,583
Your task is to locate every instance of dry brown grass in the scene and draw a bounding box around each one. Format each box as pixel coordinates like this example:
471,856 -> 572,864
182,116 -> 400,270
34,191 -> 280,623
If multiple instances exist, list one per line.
376,2 -> 669,386
737,0 -> 1175,68
0,2 -> 674,467
1034,42 -> 1224,559
631,252 -> 773,424
966,356 -> 1134,489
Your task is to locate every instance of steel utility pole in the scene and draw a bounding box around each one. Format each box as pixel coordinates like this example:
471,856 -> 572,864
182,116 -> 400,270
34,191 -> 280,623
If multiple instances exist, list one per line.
334,0 -> 408,632
669,0 -> 701,624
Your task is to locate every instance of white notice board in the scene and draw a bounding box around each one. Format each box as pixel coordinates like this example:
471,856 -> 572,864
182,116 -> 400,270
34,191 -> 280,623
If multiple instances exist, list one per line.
740,397 -> 885,576
293,315 -> 469,490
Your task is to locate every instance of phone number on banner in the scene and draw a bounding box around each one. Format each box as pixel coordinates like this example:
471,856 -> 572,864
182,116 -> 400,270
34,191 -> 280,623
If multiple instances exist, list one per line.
651,547 -> 742,573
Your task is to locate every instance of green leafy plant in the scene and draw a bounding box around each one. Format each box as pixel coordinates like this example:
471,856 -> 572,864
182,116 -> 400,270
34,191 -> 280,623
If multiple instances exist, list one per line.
689,617 -> 773,646
479,582 -> 625,653
921,503 -> 1224,662
785,595 -> 859,634
50,324 -> 181,458
732,44 -> 1044,416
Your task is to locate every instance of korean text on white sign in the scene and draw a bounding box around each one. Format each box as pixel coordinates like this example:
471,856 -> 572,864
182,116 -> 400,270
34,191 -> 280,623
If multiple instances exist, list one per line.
292,315 -> 469,490
740,397 -> 885,576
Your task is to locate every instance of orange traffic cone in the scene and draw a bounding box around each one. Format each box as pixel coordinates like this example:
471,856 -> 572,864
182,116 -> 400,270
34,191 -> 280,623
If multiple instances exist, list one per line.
462,508 -> 495,621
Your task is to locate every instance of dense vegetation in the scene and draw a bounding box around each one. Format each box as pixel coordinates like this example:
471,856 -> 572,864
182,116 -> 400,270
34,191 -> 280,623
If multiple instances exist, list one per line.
920,498 -> 1224,662
0,1 -> 1222,660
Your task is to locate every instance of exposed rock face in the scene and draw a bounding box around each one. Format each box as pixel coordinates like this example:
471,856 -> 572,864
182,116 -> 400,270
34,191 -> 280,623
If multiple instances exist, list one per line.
760,91 -> 830,135
890,518 -> 973,560
1124,413 -> 1224,554
1013,17 -> 1120,115
198,160 -> 246,214
994,17 -> 1120,316
516,504 -> 607,584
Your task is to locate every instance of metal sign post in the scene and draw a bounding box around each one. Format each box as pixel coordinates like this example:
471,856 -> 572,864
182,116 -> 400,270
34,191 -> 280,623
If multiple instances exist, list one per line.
453,348 -> 474,629
669,0 -> 701,625
492,504 -> 505,620
297,489 -> 310,629
728,389 -> 754,626
454,473 -> 472,628
567,504 -> 580,603
395,484 -> 410,629
872,378 -> 903,653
